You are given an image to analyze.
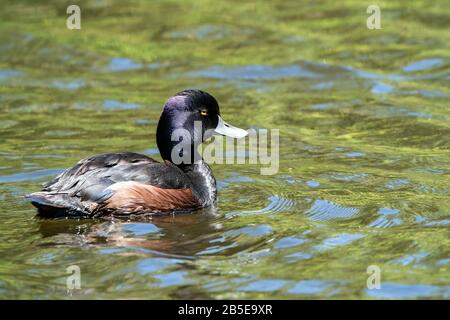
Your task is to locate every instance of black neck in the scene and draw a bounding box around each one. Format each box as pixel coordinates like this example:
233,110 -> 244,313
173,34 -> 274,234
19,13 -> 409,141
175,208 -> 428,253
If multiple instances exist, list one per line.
156,112 -> 216,205
181,161 -> 217,206
156,109 -> 203,165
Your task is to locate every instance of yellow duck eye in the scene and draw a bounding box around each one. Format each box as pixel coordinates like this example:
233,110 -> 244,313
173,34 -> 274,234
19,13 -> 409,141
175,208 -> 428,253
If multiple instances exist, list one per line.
200,110 -> 208,116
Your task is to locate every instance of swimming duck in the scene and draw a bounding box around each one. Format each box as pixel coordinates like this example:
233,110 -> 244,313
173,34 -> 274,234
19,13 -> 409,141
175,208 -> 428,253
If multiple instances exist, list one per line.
26,89 -> 248,218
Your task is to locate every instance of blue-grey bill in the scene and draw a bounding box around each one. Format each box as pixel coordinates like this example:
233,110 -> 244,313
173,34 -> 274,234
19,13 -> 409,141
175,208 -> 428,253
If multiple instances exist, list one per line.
214,115 -> 248,139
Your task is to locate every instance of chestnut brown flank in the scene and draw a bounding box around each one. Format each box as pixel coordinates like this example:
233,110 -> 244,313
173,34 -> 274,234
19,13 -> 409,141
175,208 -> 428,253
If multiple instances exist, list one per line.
104,181 -> 200,213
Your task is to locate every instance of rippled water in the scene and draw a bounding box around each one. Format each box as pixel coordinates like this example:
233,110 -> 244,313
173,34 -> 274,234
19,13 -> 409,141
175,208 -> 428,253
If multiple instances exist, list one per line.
0,0 -> 449,299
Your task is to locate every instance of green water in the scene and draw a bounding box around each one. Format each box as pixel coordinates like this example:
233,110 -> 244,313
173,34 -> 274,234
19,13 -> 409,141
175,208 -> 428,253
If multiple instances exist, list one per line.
0,0 -> 449,299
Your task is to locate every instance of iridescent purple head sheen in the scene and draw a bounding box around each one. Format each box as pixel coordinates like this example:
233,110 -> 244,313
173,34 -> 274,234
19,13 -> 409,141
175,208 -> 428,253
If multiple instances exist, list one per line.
164,95 -> 187,110
157,89 -> 221,162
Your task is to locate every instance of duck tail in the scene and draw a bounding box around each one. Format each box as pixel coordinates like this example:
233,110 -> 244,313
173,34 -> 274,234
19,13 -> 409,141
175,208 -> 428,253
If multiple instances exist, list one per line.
25,192 -> 89,218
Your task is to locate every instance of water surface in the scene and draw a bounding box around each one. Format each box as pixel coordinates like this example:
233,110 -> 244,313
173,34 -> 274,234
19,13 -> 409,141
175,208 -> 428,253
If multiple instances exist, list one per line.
0,0 -> 449,299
